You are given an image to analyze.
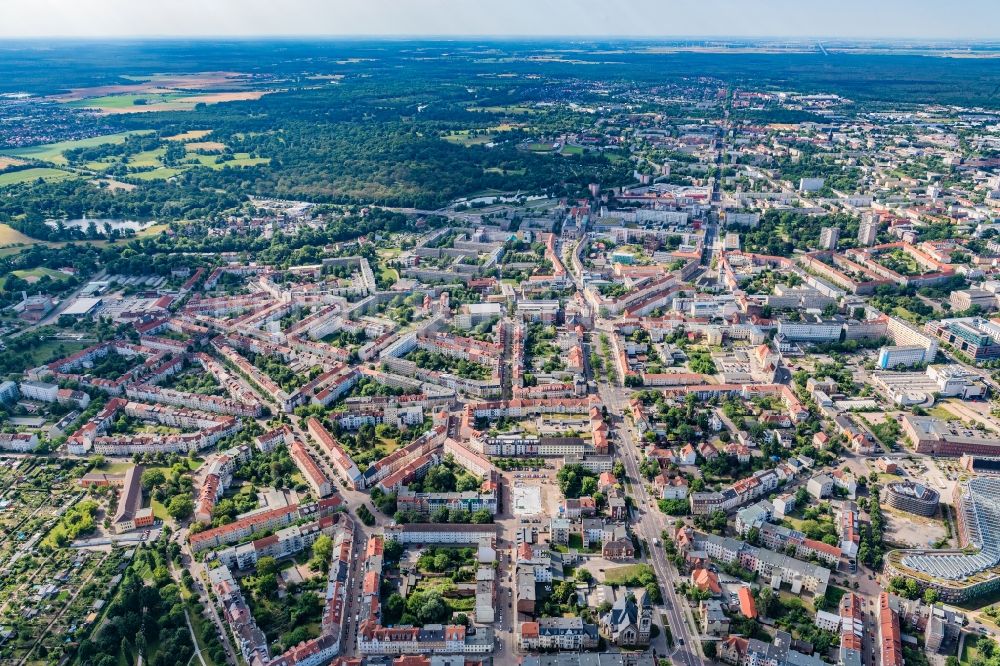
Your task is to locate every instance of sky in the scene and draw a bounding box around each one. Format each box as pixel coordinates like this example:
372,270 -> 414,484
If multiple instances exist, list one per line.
0,0 -> 997,40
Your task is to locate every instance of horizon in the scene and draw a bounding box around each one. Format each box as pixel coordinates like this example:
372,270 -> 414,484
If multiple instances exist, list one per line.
2,35 -> 1000,43
2,0 -> 999,40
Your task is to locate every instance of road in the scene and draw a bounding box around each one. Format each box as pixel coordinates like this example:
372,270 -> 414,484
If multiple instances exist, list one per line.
173,526 -> 240,666
598,379 -> 706,666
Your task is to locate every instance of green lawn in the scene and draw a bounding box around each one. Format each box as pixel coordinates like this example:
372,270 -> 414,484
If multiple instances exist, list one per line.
525,142 -> 557,152
129,147 -> 166,168
960,634 -> 982,665
12,267 -> 70,282
0,167 -> 79,187
130,167 -> 186,181
206,153 -> 269,169
11,339 -> 90,373
379,266 -> 399,284
152,498 -> 170,521
561,144 -> 585,156
1,131 -> 151,165
604,564 -> 655,585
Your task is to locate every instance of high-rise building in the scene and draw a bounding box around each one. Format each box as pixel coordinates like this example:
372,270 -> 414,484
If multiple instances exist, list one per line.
858,214 -> 880,246
819,226 -> 840,250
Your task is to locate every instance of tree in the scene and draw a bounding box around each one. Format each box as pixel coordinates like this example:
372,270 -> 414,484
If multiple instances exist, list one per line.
141,468 -> 165,490
312,534 -> 333,562
923,588 -> 938,605
470,508 -> 493,524
166,495 -> 193,520
256,556 -> 278,577
383,592 -> 405,624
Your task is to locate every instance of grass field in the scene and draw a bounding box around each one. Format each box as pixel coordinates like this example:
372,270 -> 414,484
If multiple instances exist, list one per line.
66,92 -> 188,109
378,266 -> 399,284
0,156 -> 26,169
525,142 -> 558,152
0,223 -> 40,247
604,564 -> 655,585
130,147 -> 166,167
561,144 -> 585,155
130,167 -> 186,181
1,131 -> 151,165
14,339 -> 90,374
186,141 -> 227,152
443,131 -> 494,147
0,167 -> 78,187
11,267 -> 70,283
164,130 -> 212,142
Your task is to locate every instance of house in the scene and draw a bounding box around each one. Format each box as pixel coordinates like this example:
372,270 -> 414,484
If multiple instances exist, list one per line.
698,442 -> 719,460
772,493 -> 796,518
598,471 -> 618,493
813,432 -> 830,449
608,496 -> 628,521
581,518 -> 605,548
719,636 -> 749,665
815,609 -> 842,632
602,526 -> 635,560
726,443 -> 752,464
599,590 -> 652,646
701,599 -> 731,637
691,568 -> 722,596
735,501 -> 772,536
519,617 -> 598,651
550,518 -> 572,546
678,444 -> 697,466
561,497 -> 597,518
807,474 -> 834,499
654,473 -> 690,500
737,587 -> 757,619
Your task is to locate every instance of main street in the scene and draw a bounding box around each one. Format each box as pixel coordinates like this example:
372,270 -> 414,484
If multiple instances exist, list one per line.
598,378 -> 707,666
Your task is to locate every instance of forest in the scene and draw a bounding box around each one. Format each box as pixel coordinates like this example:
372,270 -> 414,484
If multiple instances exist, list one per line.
4,39 -> 1000,240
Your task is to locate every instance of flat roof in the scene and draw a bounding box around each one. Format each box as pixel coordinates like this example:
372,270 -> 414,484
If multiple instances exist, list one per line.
62,297 -> 102,315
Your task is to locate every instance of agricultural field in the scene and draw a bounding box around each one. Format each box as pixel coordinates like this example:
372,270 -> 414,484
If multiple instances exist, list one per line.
0,167 -> 79,187
163,129 -> 213,142
0,223 -> 41,248
66,90 -> 273,114
0,131 -> 151,165
0,156 -> 26,169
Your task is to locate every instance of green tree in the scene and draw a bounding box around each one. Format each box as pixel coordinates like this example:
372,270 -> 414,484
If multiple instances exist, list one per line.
166,495 -> 194,520
257,556 -> 279,577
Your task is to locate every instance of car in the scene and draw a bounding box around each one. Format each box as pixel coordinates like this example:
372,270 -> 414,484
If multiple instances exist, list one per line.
679,639 -> 685,646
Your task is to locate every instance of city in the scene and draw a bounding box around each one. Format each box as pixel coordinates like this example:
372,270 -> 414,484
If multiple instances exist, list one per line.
1,5 -> 1000,666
